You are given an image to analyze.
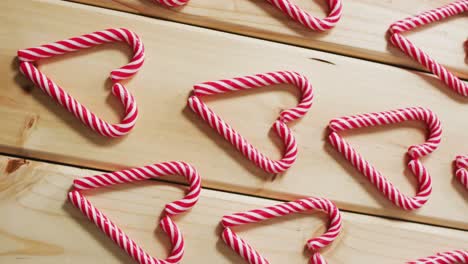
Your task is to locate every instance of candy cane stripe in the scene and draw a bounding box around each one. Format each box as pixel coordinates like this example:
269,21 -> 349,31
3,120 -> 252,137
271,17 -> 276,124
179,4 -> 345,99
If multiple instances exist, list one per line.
328,107 -> 442,210
221,197 -> 342,264
17,28 -> 145,137
153,0 -> 190,7
188,71 -> 313,174
388,0 -> 468,97
69,162 -> 201,264
455,155 -> 468,190
408,250 -> 468,264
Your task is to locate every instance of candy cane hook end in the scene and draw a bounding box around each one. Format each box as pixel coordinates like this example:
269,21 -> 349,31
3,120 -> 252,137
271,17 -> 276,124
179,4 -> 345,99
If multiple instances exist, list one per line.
455,155 -> 468,190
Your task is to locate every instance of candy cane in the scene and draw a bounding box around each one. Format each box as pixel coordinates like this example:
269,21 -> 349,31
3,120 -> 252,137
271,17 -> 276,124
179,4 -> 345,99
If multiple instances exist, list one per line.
408,250 -> 468,264
153,0 -> 189,7
188,71 -> 314,174
328,107 -> 442,210
388,0 -> 468,97
17,28 -> 145,137
221,197 -> 342,264
153,0 -> 343,31
69,161 -> 201,264
455,155 -> 468,190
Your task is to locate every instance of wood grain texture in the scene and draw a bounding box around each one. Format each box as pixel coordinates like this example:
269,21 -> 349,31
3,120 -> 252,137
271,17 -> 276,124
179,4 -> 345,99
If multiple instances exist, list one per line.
1,0 -> 467,230
1,156 -> 467,263
69,0 -> 468,79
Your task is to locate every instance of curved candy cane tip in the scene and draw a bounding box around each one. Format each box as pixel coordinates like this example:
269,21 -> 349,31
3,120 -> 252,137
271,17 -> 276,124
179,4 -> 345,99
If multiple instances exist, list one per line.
455,155 -> 468,190
111,83 -> 126,97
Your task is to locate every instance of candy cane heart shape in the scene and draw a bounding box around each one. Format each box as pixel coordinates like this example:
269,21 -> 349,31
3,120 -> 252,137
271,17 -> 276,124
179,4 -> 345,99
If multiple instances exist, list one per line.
17,28 -> 145,137
408,250 -> 468,264
68,161 -> 201,264
328,107 -> 442,210
388,0 -> 468,97
188,71 -> 314,174
455,155 -> 468,190
267,0 -> 343,31
221,197 -> 342,264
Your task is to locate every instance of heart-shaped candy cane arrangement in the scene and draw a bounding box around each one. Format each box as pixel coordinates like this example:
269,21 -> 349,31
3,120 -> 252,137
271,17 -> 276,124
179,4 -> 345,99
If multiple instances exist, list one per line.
69,162 -> 201,264
188,71 -> 314,174
221,197 -> 342,264
153,0 -> 343,31
17,28 -> 144,137
388,0 -> 468,97
328,107 -> 442,210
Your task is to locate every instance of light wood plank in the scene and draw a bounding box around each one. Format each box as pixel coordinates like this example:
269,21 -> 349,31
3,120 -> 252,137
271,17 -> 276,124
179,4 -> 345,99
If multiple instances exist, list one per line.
1,156 -> 467,263
70,0 -> 468,79
0,0 -> 467,230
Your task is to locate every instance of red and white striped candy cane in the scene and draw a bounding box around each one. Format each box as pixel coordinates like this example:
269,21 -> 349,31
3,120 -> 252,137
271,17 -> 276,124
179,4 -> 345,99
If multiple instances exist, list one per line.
221,197 -> 342,264
408,250 -> 468,264
388,0 -> 468,97
69,161 -> 201,264
17,28 -> 145,137
153,0 -> 189,7
455,155 -> 468,190
153,0 -> 343,31
328,107 -> 442,210
188,71 -> 314,174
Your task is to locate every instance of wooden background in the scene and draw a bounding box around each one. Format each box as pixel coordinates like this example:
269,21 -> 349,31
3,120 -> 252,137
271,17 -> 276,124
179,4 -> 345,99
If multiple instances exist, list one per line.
0,0 -> 466,263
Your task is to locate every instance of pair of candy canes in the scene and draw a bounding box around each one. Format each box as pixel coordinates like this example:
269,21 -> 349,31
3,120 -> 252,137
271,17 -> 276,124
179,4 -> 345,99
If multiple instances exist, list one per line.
68,162 -> 342,264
